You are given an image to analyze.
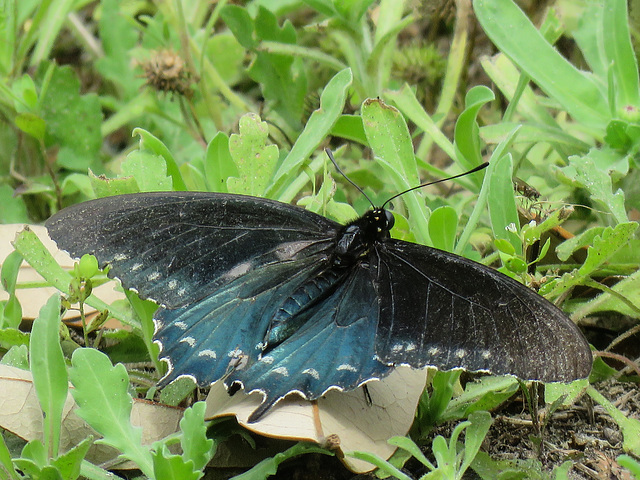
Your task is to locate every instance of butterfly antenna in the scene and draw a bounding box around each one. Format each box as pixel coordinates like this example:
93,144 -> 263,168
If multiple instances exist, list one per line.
381,162 -> 489,209
325,148 -> 375,208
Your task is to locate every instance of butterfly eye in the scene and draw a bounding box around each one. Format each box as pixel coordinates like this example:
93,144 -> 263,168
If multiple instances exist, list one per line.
385,210 -> 395,229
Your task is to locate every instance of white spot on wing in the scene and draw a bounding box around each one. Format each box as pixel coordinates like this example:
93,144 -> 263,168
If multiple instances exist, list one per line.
302,368 -> 320,379
179,336 -> 196,347
198,349 -> 216,359
428,346 -> 440,356
391,343 -> 403,353
260,355 -> 274,364
148,271 -> 161,281
174,321 -> 188,330
482,350 -> 491,359
114,253 -> 128,261
177,288 -> 187,296
337,364 -> 357,372
168,279 -> 178,290
455,348 -> 466,358
132,263 -> 143,271
273,366 -> 289,376
406,342 -> 417,352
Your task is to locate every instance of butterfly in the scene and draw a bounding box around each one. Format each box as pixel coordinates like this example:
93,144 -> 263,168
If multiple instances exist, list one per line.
45,163 -> 592,422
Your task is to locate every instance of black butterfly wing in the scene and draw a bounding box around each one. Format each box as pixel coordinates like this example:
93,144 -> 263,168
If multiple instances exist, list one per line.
45,192 -> 340,309
371,240 -> 592,382
227,262 -> 392,422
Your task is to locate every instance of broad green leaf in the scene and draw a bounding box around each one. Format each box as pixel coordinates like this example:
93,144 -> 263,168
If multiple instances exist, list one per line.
51,437 -> 92,480
204,131 -> 237,194
95,0 -> 141,99
561,154 -> 628,223
179,402 -> 214,472
428,206 -> 458,253
618,455 -> 640,477
388,436 -> 435,470
2,249 -> 23,294
227,113 -> 279,196
460,411 -> 492,475
121,152 -> 173,192
0,185 -> 29,223
68,348 -> 153,477
233,443 -> 331,479
1,344 -> 29,368
271,68 -> 353,194
133,128 -> 187,191
548,222 -> 638,298
602,0 -> 640,110
30,295 -> 68,458
0,430 -> 19,479
15,112 -> 45,140
220,5 -> 256,49
474,0 -> 609,128
152,446 -> 200,480
361,97 -> 430,245
90,169 -> 140,198
38,64 -> 102,171
487,153 -> 521,255
570,268 -> 640,319
454,85 -> 495,171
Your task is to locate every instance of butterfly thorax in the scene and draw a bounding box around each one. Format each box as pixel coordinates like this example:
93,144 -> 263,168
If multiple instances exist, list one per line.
263,208 -> 394,350
332,208 -> 394,266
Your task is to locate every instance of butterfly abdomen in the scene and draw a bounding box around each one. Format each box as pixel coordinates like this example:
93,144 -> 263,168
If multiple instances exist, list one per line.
265,268 -> 346,346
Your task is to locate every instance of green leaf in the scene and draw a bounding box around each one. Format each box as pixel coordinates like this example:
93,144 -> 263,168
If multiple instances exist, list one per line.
179,402 -> 214,472
121,152 -> 173,192
0,430 -> 20,479
548,222 -> 638,298
51,437 -> 92,480
68,348 -> 154,477
90,170 -> 140,198
152,446 -> 200,480
15,112 -> 46,140
361,97 -> 430,245
232,443 -> 331,479
220,5 -> 256,49
618,455 -> 640,477
428,206 -> 458,253
38,64 -> 103,171
30,295 -> 68,459
0,184 -> 29,223
561,154 -> 628,223
487,153 -> 521,255
248,7 -> 306,129
12,228 -> 133,327
460,411 -> 492,475
454,85 -> 495,171
227,113 -> 279,196
271,68 -> 353,194
2,250 -> 23,295
473,0 -> 609,128
204,132 -> 237,194
94,0 -> 141,99
1,344 -> 29,368
346,451 -> 413,480
602,0 -> 640,110
132,128 -> 187,191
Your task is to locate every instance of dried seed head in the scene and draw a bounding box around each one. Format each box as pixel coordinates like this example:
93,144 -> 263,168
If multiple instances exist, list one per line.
141,49 -> 193,97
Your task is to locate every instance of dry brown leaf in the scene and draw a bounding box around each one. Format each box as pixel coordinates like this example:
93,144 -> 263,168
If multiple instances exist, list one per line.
205,366 -> 428,472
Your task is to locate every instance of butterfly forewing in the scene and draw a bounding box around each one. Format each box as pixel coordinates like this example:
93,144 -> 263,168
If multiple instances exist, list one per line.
372,240 -> 592,382
45,192 -> 340,308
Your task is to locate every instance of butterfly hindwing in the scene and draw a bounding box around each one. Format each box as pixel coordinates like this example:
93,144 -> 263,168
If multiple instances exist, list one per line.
372,240 -> 592,382
227,262 -> 392,422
